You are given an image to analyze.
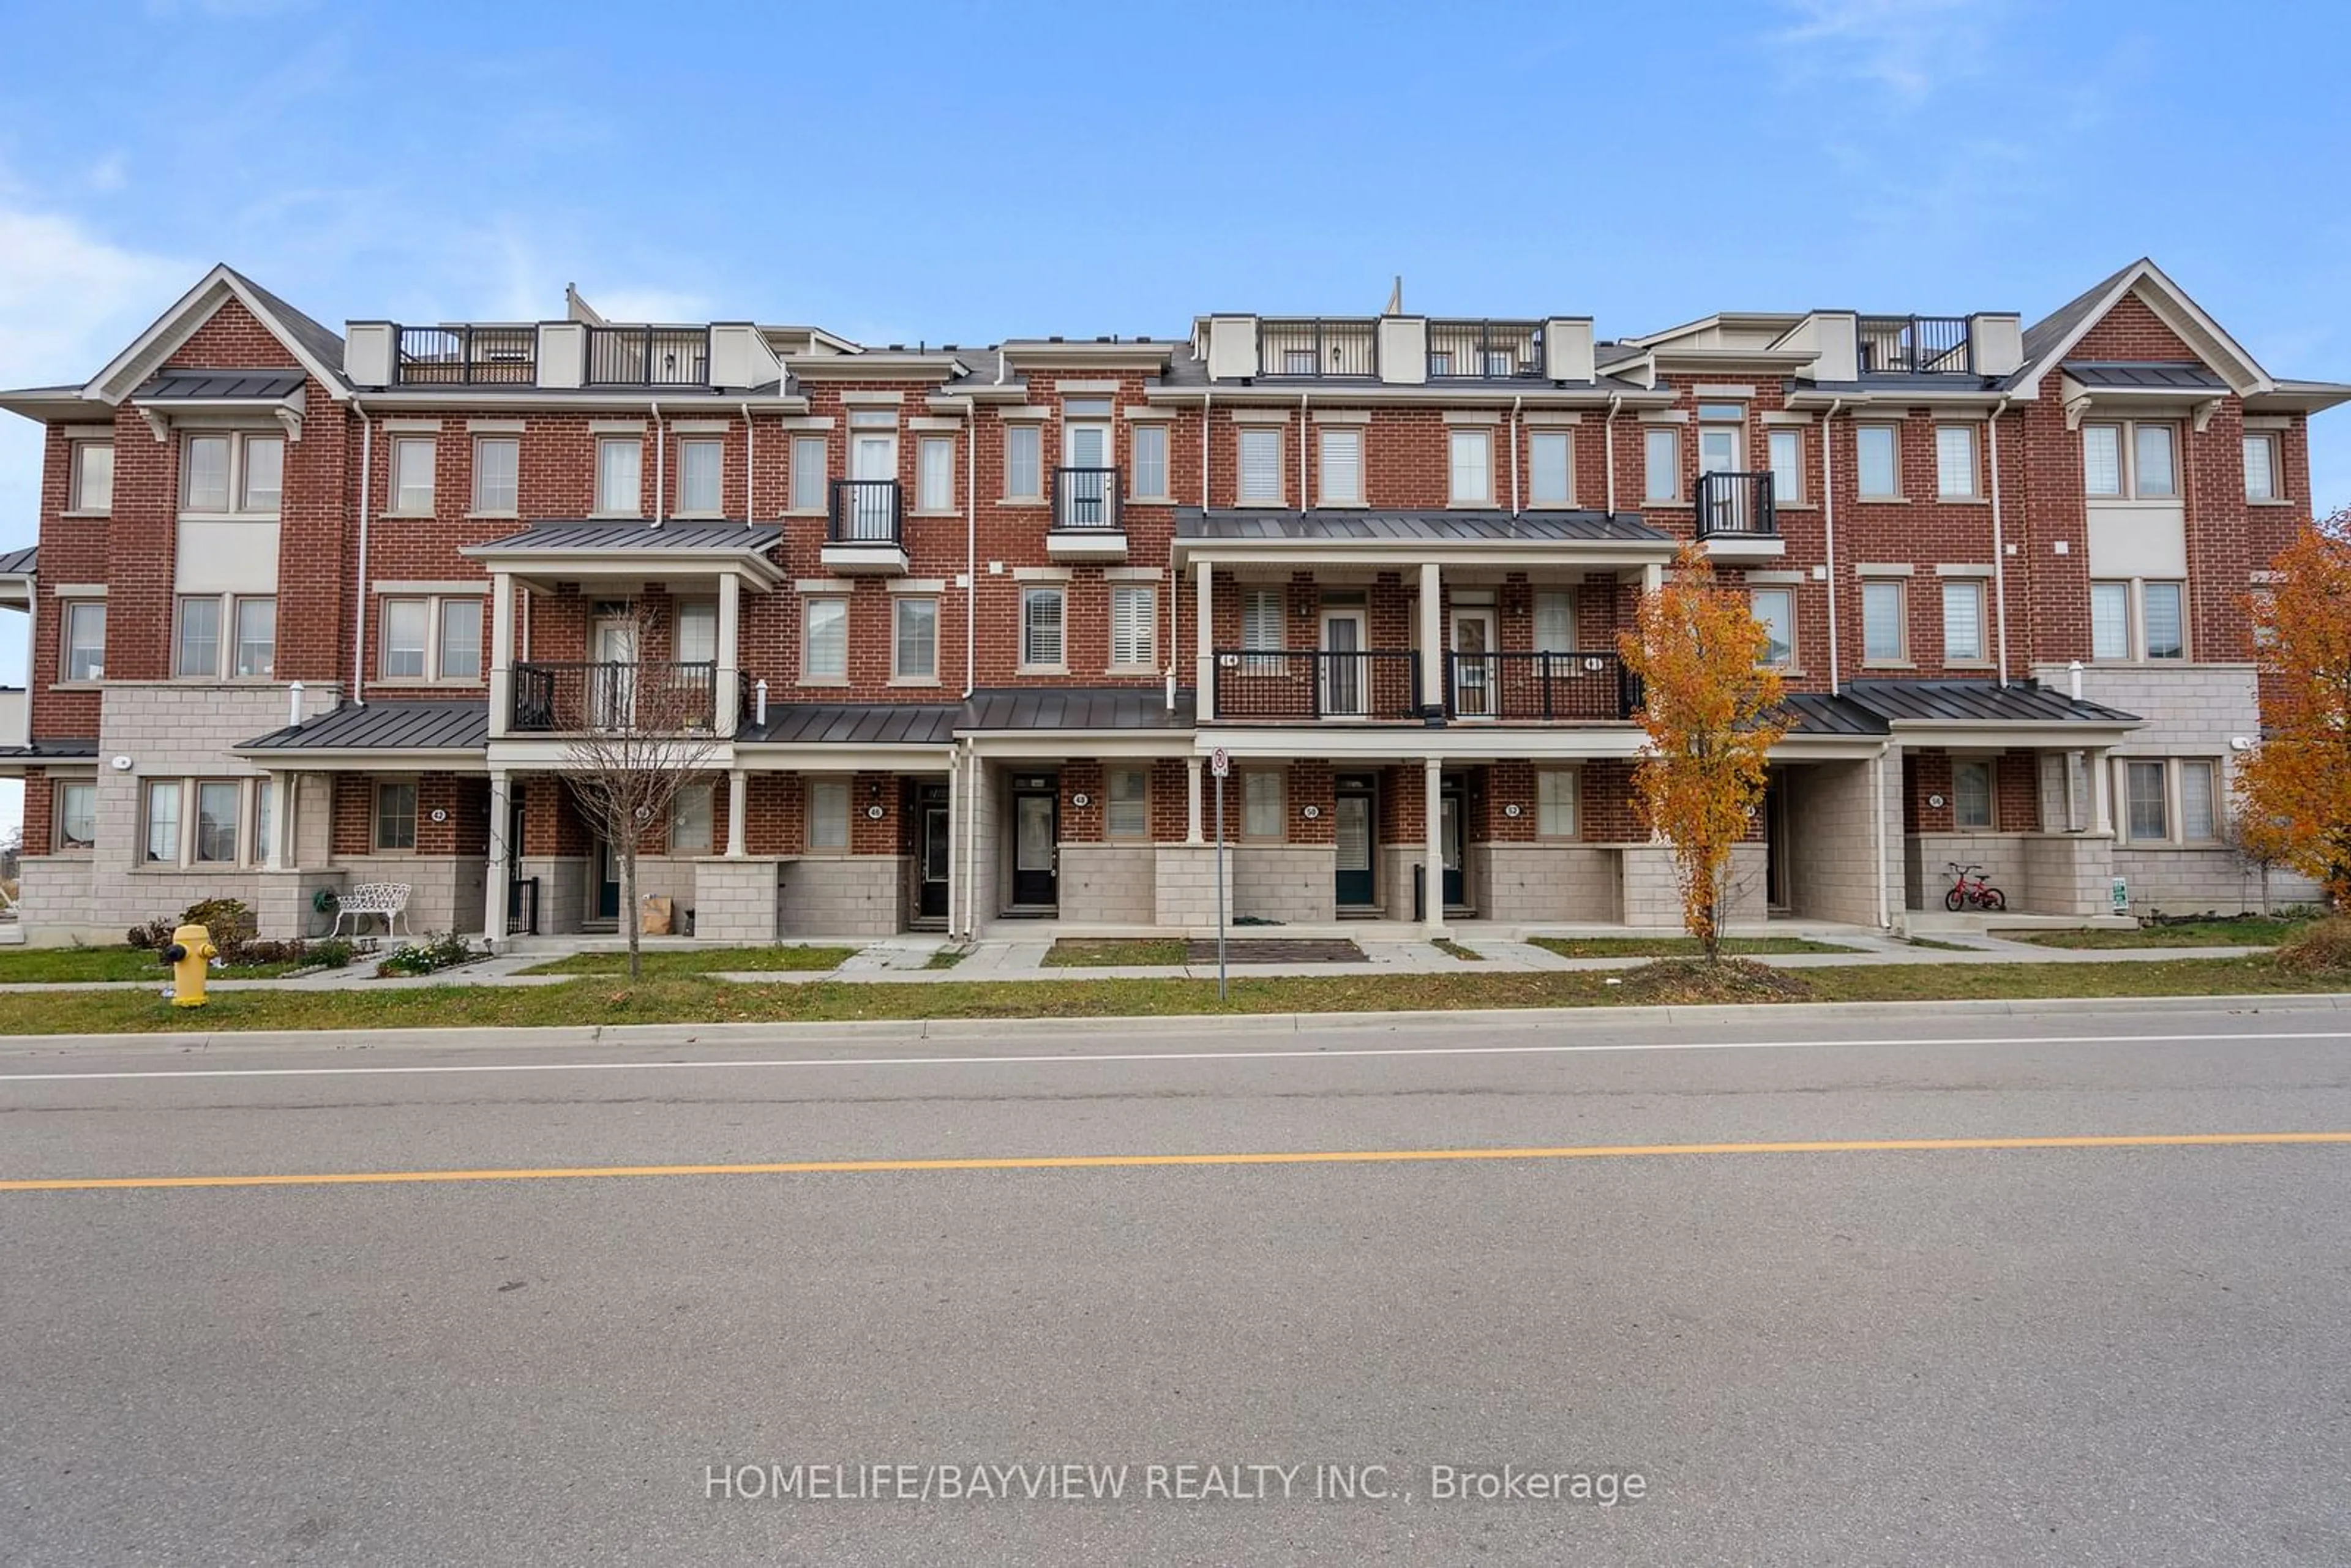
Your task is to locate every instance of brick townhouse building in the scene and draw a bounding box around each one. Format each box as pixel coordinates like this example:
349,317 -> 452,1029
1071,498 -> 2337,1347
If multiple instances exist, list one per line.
0,259 -> 2342,945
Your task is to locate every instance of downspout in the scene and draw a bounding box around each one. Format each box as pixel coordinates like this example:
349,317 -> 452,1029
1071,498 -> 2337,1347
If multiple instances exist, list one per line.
740,400 -> 754,523
1603,394 -> 1621,514
1987,394 -> 2013,686
1824,397 -> 1843,696
1201,391 -> 1212,509
1509,395 -> 1522,514
651,400 -> 664,528
958,396 -> 977,699
351,397 -> 372,707
1298,391 -> 1308,507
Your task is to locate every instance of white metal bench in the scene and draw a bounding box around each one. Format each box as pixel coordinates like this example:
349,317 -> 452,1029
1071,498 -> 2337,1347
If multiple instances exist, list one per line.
329,882 -> 413,939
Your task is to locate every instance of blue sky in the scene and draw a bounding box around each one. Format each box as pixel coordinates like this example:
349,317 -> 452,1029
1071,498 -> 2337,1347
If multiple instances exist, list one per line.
1,0 -> 2347,829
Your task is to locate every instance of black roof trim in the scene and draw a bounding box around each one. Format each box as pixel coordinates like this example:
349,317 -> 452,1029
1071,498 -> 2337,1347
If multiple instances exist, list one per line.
133,367 -> 306,401
0,544 -> 35,576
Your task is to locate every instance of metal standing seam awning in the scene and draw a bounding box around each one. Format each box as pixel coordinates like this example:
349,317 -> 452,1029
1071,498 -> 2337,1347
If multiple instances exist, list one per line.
234,700 -> 490,770
1840,679 -> 2142,750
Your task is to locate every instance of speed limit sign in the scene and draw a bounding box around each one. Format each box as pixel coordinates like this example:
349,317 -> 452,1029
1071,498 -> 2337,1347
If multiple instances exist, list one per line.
1210,747 -> 1230,778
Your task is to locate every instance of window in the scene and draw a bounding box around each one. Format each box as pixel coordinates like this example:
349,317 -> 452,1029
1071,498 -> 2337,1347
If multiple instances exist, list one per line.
391,436 -> 435,514
1110,585 -> 1155,669
1534,590 -> 1575,654
808,778 -> 849,850
677,438 -> 722,515
1529,430 -> 1572,507
2134,424 -> 2176,498
195,781 -> 239,864
1941,580 -> 1985,664
438,599 -> 482,680
1935,425 -> 1978,499
916,435 -> 954,512
595,435 -> 642,515
144,780 -> 181,863
669,784 -> 714,855
803,598 -> 847,681
790,434 -> 827,512
2126,761 -> 2167,842
1106,767 -> 1149,841
1643,427 -> 1678,502
382,598 -> 430,680
1021,586 -> 1065,669
1132,424 -> 1169,500
176,596 -> 221,677
54,780 -> 95,850
2091,582 -> 2132,661
70,441 -> 113,512
2244,433 -> 2279,501
1751,588 -> 1794,668
894,596 -> 938,680
255,779 -> 272,865
2141,580 -> 2184,659
673,600 -> 716,666
1237,427 -> 1283,505
2181,760 -> 2217,841
1242,585 -> 1284,672
473,436 -> 519,514
2092,580 -> 2186,661
1767,428 -> 1802,505
377,594 -> 482,682
1952,759 -> 1993,830
2083,425 -> 2123,496
2083,422 -> 2178,500
1856,426 -> 1899,498
1536,768 -> 1578,838
1003,424 -> 1041,501
375,780 -> 418,852
1862,580 -> 1906,663
1448,428 -> 1492,505
1242,770 -> 1283,840
234,597 -> 276,678
63,600 -> 105,681
182,435 -> 230,511
1318,427 -> 1363,506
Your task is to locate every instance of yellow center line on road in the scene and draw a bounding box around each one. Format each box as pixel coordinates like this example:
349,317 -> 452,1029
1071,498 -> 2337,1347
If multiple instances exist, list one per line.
4,1131 -> 2349,1193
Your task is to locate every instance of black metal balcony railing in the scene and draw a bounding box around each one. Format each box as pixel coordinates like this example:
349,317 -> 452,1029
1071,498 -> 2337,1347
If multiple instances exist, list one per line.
1446,651 -> 1641,722
1695,470 -> 1778,539
395,324 -> 536,385
828,479 -> 903,544
1427,319 -> 1545,380
584,326 -> 711,386
1212,649 -> 1422,721
1052,467 -> 1122,531
1256,318 -> 1379,379
509,660 -> 720,733
1857,315 -> 1972,376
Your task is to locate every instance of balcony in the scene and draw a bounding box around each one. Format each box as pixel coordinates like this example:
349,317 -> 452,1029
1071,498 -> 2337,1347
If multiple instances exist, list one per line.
510,660 -> 729,735
1427,320 -> 1545,380
585,326 -> 712,386
1048,467 -> 1127,561
822,479 -> 908,574
394,324 -> 537,385
1693,470 -> 1783,562
1446,651 -> 1640,722
1858,315 -> 1973,376
1211,649 -> 1423,722
1256,318 -> 1379,379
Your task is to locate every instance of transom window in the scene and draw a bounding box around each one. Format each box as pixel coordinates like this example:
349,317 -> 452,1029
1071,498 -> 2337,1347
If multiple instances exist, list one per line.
2082,421 -> 2177,500
182,432 -> 285,516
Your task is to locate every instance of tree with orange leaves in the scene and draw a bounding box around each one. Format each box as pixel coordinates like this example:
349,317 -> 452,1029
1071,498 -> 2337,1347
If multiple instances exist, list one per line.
1618,544 -> 1790,959
2237,506 -> 2351,906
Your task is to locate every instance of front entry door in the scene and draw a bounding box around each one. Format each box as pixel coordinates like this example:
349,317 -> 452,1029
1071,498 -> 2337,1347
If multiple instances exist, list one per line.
1439,779 -> 1466,909
1334,775 -> 1376,910
1011,776 -> 1059,910
591,612 -> 639,729
1698,422 -> 1749,531
919,784 -> 951,920
1062,422 -> 1112,525
593,838 -> 621,923
847,432 -> 898,539
1450,608 -> 1497,718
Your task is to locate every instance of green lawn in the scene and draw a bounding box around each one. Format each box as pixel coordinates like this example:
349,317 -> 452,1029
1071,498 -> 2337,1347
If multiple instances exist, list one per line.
513,945 -> 860,977
1432,939 -> 1482,961
924,947 -> 970,970
1042,937 -> 1193,968
1,955 -> 2341,1037
1900,936 -> 1982,952
0,946 -> 313,984
2009,918 -> 2311,950
1529,935 -> 1865,959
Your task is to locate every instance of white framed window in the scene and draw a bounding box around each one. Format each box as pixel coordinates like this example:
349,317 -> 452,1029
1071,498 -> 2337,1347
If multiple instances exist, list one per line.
1643,427 -> 1678,503
807,778 -> 849,850
391,435 -> 436,514
2125,761 -> 2167,842
2142,580 -> 2184,659
194,781 -> 239,864
2091,580 -> 2186,661
1862,580 -> 1906,663
1952,758 -> 1994,830
254,779 -> 272,866
427,598 -> 481,681
1109,584 -> 1156,669
2181,759 -> 2217,842
1241,770 -> 1283,841
2118,758 -> 2222,845
672,600 -> 716,666
182,432 -> 283,516
1766,428 -> 1803,505
1021,586 -> 1065,669
594,435 -> 642,516
1934,424 -> 1979,499
2083,424 -> 2123,497
54,779 -> 96,850
894,596 -> 938,681
1751,587 -> 1794,668
2134,424 -> 2177,498
2082,421 -> 2178,500
1856,425 -> 1899,498
1240,585 -> 1284,673
62,600 -> 106,682
144,780 -> 181,863
1533,590 -> 1575,654
472,435 -> 519,514
1536,768 -> 1579,838
1941,579 -> 1985,664
1448,428 -> 1493,506
70,440 -> 113,513
790,434 -> 827,512
372,593 -> 484,682
2090,581 -> 2131,660
803,597 -> 847,681
1529,430 -> 1572,507
182,434 -> 230,512
916,435 -> 955,513
234,597 -> 276,678
2243,432 -> 2279,502
677,437 -> 723,516
1237,427 -> 1283,505
381,598 -> 430,680
1003,424 -> 1041,501
1106,766 -> 1149,841
1131,423 -> 1169,500
173,594 -> 275,679
176,595 -> 221,678
669,783 -> 714,855
1318,427 -> 1363,507
375,779 -> 418,852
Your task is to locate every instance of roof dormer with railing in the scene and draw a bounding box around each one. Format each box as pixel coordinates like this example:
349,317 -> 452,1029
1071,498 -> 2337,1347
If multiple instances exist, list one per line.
1192,313 -> 1596,386
338,319 -> 784,393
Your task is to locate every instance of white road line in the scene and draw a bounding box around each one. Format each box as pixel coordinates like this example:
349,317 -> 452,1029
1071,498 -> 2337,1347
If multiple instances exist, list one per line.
0,1029 -> 2345,1083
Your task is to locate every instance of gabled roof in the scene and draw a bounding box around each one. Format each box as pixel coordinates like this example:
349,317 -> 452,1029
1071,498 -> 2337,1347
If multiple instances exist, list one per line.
80,264 -> 348,407
2010,258 -> 2272,397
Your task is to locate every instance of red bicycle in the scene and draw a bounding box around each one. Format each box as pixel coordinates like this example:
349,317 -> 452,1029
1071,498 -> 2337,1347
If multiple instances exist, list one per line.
1944,861 -> 2006,912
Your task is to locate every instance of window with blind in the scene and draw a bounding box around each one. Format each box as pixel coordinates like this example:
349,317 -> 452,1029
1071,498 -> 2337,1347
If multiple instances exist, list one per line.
1131,423 -> 1169,500
1449,429 -> 1491,505
808,779 -> 849,850
1534,591 -> 1575,654
1022,587 -> 1065,668
1862,580 -> 1906,662
1318,428 -> 1363,506
1952,759 -> 1993,830
1529,430 -> 1571,506
1935,425 -> 1978,498
1241,587 -> 1284,673
1242,771 -> 1283,840
2083,422 -> 2177,499
595,437 -> 641,516
2243,433 -> 2278,501
677,438 -> 722,514
1536,769 -> 1578,838
917,436 -> 954,512
1110,585 -> 1155,669
1766,428 -> 1802,504
2126,762 -> 2167,842
803,598 -> 847,680
1004,424 -> 1041,500
1856,426 -> 1899,498
1643,427 -> 1678,502
790,435 -> 826,512
893,598 -> 937,680
1941,580 -> 1985,663
1106,768 -> 1149,840
1238,427 -> 1283,504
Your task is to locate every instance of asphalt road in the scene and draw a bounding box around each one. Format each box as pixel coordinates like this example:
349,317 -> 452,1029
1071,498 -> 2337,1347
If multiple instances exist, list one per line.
2,1002 -> 2349,1566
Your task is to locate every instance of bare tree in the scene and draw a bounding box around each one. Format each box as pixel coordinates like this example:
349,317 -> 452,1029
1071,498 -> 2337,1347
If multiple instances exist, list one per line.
557,601 -> 724,980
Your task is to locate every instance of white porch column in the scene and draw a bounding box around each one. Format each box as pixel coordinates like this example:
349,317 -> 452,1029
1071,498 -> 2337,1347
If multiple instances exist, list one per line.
1185,755 -> 1204,844
484,768 -> 512,941
715,571 -> 741,734
726,767 -> 748,858
1418,560 -> 1443,716
265,769 -> 294,870
1193,561 -> 1215,712
2090,748 -> 2113,836
488,571 -> 517,740
1422,756 -> 1445,934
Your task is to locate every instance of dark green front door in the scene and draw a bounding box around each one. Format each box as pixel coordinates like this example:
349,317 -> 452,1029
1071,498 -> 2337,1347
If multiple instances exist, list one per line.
595,839 -> 621,922
1335,776 -> 1376,909
1440,781 -> 1466,909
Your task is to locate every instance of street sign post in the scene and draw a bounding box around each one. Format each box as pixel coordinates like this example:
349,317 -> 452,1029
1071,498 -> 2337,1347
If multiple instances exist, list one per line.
1210,749 -> 1229,999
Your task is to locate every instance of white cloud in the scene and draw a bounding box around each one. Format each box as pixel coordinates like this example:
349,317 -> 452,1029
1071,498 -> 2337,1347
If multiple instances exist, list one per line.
1772,0 -> 2001,105
583,287 -> 714,325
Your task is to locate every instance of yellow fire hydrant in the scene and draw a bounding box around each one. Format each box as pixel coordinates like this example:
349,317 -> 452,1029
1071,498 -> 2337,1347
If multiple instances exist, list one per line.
162,923 -> 215,1008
